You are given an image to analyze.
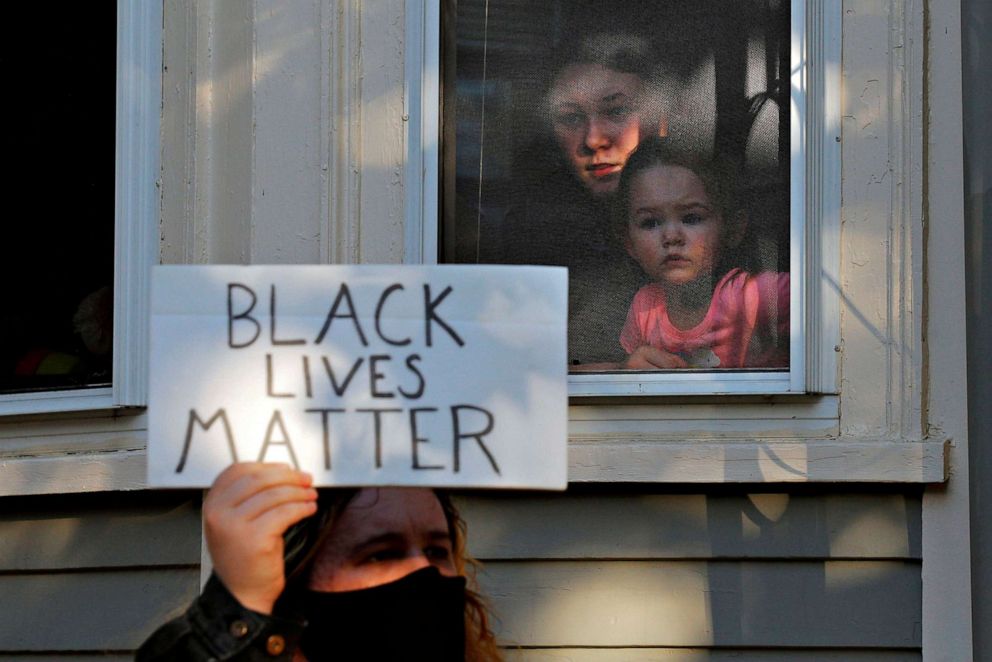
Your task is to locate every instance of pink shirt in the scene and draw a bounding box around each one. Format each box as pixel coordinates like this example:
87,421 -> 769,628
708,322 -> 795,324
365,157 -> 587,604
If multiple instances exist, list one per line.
620,269 -> 790,369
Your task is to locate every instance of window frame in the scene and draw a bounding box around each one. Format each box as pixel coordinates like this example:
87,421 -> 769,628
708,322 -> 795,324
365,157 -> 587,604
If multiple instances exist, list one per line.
0,0 -> 160,416
405,0 -> 840,397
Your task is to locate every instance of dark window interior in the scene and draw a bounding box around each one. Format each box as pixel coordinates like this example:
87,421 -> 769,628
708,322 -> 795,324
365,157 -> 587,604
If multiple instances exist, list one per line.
0,3 -> 117,393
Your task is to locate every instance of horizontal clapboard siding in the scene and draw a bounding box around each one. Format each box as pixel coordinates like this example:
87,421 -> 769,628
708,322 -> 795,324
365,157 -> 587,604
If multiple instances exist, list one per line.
459,493 -> 921,559
502,650 -> 920,661
0,492 -> 201,655
0,499 -> 200,570
0,569 -> 200,651
457,490 -> 922,657
0,489 -> 921,658
480,560 -> 920,648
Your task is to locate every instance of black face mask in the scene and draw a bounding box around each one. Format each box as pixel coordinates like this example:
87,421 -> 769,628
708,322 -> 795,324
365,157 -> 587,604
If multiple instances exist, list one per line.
299,566 -> 467,662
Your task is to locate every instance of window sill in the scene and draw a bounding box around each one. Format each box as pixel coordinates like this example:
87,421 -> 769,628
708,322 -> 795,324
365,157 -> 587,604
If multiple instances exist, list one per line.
0,438 -> 947,497
568,371 -> 799,397
0,408 -> 146,496
0,387 -> 115,417
568,438 -> 948,483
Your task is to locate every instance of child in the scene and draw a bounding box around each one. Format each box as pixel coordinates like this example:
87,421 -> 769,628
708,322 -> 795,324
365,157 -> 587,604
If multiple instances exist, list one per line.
616,137 -> 789,370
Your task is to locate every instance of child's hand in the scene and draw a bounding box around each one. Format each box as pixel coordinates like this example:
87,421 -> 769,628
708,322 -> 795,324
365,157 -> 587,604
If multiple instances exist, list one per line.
624,345 -> 689,370
203,462 -> 318,614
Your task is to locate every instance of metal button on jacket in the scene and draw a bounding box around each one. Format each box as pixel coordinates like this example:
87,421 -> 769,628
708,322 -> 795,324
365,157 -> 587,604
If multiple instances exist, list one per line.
229,620 -> 249,639
266,634 -> 286,656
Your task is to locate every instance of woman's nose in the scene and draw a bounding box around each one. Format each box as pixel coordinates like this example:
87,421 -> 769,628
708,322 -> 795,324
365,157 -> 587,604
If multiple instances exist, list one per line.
583,117 -> 613,151
409,555 -> 432,572
390,551 -> 432,579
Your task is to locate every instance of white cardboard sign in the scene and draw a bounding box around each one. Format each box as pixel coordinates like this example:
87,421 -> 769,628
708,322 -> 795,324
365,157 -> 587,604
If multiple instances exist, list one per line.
148,265 -> 568,489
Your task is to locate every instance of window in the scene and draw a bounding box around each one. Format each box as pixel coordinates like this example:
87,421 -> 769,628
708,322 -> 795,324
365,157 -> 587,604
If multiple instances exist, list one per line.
408,0 -> 840,396
0,0 -> 159,414
1,4 -> 116,395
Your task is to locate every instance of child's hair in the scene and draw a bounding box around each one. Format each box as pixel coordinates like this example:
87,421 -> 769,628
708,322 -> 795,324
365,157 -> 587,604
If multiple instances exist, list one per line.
613,136 -> 750,274
614,136 -> 743,229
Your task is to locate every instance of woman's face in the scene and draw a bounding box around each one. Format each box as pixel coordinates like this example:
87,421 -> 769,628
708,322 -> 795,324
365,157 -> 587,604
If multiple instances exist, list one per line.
549,63 -> 645,198
307,488 -> 456,592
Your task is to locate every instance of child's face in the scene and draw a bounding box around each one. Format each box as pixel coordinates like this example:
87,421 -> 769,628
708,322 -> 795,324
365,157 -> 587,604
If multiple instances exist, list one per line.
625,164 -> 725,288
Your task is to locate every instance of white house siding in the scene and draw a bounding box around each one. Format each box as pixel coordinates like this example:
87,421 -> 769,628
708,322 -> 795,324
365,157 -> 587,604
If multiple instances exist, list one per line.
0,492 -> 200,658
461,490 -> 922,659
0,490 -> 920,659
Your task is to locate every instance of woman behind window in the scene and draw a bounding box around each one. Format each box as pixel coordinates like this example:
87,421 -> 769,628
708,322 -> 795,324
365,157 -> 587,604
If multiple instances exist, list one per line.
472,35 -> 667,366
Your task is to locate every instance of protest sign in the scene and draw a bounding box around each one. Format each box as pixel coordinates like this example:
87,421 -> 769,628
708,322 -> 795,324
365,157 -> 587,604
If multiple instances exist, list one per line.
148,265 -> 567,489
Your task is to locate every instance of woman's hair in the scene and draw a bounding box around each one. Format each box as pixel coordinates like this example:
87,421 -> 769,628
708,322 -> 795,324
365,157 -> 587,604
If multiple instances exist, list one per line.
280,488 -> 502,662
550,33 -> 654,83
542,33 -> 663,130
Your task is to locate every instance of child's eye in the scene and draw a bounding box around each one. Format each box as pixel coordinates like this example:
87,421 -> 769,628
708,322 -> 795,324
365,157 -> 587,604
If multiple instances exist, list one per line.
636,217 -> 660,230
683,213 -> 704,225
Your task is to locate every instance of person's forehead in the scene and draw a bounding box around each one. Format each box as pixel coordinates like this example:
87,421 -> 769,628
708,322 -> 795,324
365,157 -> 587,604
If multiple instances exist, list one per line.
550,63 -> 642,106
632,165 -> 710,202
333,487 -> 448,542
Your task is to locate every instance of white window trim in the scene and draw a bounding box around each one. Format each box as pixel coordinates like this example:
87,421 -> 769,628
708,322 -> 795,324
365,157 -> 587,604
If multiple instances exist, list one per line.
0,0 -> 160,416
404,0 -> 840,397
404,0 -> 441,266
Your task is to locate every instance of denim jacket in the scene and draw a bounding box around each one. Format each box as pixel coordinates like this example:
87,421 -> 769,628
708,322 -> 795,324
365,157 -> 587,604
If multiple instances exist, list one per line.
136,575 -> 305,661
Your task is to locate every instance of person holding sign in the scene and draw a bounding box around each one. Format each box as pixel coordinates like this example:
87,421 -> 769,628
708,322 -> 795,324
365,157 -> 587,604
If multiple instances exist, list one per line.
143,265 -> 566,659
137,462 -> 501,661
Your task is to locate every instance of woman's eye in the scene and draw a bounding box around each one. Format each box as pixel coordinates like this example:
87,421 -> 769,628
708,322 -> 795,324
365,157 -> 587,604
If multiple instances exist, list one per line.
603,105 -> 631,120
425,545 -> 452,561
554,112 -> 585,128
364,549 -> 402,563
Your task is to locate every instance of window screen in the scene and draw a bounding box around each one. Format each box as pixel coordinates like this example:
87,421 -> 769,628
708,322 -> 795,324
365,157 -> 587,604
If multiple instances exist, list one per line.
442,0 -> 791,373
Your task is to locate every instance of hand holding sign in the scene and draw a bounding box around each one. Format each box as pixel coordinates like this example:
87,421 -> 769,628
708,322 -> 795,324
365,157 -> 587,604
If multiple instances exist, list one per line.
149,265 -> 568,490
203,462 -> 317,614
